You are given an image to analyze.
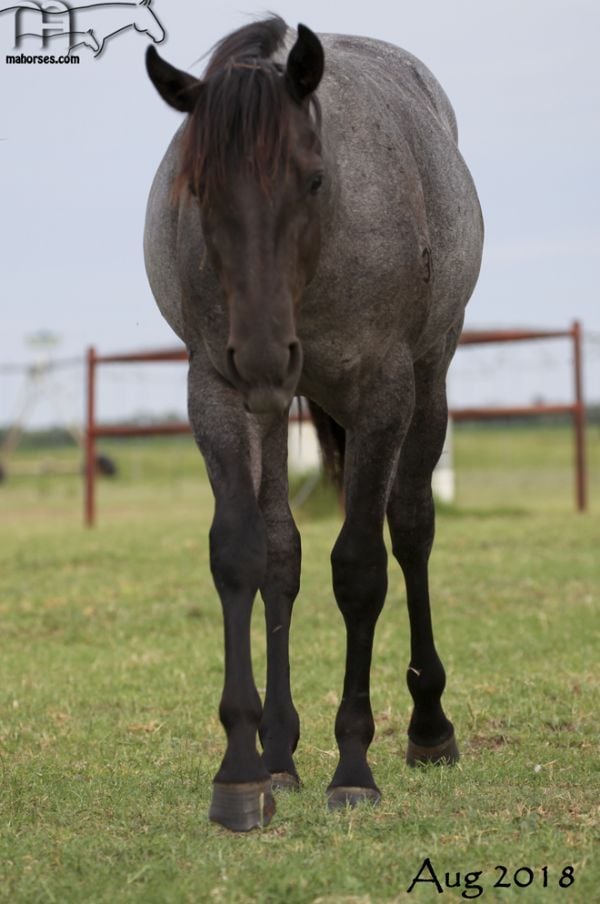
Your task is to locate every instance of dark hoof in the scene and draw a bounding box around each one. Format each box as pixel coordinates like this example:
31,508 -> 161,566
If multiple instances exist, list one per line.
406,732 -> 460,767
326,786 -> 381,811
209,779 -> 275,832
270,771 -> 301,791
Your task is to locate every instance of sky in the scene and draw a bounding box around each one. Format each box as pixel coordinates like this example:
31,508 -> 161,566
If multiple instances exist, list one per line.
1,0 -> 599,429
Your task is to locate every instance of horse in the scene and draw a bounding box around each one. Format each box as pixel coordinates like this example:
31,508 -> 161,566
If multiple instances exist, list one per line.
144,14 -> 483,832
69,0 -> 165,57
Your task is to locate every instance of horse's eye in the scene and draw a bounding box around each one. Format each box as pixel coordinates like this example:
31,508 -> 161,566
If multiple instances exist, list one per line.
309,173 -> 323,195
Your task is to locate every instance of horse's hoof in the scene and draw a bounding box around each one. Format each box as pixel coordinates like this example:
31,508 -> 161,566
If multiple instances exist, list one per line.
406,732 -> 460,767
209,779 -> 275,832
270,771 -> 301,791
326,786 -> 381,810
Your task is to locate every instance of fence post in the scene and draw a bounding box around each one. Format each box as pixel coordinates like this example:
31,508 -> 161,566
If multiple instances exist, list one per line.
572,321 -> 587,512
85,346 -> 97,527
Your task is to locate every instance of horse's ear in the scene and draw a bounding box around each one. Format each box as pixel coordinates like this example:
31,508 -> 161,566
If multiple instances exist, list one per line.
286,24 -> 324,101
146,46 -> 202,113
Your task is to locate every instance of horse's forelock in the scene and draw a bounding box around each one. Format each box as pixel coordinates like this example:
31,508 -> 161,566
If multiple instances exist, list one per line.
204,15 -> 287,78
174,62 -> 291,204
173,17 -> 306,205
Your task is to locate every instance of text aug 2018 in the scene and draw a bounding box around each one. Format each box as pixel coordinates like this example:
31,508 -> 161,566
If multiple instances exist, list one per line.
406,858 -> 575,899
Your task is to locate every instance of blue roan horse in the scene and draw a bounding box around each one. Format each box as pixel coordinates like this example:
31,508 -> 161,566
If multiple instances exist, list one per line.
144,15 -> 483,831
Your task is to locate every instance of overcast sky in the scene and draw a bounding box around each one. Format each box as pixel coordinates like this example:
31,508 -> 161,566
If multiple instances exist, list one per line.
1,0 -> 599,428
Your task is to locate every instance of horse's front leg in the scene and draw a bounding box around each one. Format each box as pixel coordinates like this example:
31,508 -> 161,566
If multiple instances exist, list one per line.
188,354 -> 274,832
257,418 -> 302,789
327,398 -> 413,809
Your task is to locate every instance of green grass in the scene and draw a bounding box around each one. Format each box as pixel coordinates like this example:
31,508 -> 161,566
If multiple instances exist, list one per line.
0,427 -> 598,902
452,423 -> 599,512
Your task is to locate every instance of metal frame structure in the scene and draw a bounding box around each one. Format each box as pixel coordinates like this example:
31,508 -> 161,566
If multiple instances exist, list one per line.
84,321 -> 587,525
449,322 -> 586,512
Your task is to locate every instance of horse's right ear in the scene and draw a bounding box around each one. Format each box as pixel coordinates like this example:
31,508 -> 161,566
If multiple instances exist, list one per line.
145,46 -> 202,113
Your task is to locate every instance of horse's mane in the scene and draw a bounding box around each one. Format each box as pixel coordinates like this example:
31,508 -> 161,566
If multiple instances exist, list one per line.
174,15 -> 317,203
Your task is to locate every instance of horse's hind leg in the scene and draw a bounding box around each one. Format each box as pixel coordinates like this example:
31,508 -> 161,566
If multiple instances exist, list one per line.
258,419 -> 302,790
188,352 -> 274,831
387,354 -> 459,766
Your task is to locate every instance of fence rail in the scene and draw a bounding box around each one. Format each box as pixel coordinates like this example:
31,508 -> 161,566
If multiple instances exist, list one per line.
84,322 -> 587,525
444,322 -> 586,512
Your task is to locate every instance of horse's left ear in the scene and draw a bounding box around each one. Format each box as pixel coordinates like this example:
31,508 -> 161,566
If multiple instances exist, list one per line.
146,46 -> 202,114
286,24 -> 324,101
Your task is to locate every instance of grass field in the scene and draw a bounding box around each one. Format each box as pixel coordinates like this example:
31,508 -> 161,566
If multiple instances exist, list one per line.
0,425 -> 598,902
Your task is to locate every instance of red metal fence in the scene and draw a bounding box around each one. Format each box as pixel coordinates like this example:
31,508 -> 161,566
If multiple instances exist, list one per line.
84,321 -> 587,525
447,322 -> 586,512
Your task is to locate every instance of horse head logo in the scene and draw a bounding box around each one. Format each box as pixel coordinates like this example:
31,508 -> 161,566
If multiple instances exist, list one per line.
79,0 -> 167,58
0,1 -> 167,57
133,0 -> 164,44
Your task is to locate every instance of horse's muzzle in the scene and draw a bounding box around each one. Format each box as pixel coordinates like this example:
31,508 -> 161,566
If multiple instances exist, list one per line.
226,339 -> 303,415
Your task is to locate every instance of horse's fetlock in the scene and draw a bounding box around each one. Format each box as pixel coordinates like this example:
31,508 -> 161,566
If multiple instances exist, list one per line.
335,699 -> 375,748
259,720 -> 300,755
407,655 -> 446,702
219,695 -> 262,733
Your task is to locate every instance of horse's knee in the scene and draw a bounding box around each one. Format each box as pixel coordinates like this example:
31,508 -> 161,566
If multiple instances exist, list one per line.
262,516 -> 301,602
389,495 -> 435,573
331,527 -> 388,618
210,503 -> 268,595
391,529 -> 433,574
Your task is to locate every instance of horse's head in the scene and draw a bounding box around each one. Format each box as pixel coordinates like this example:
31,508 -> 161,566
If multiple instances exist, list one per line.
84,28 -> 100,53
134,0 -> 165,45
146,23 -> 324,414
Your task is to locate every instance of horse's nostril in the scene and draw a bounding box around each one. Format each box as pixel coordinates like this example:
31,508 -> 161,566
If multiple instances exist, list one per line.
226,346 -> 241,384
287,340 -> 302,378
227,340 -> 301,389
